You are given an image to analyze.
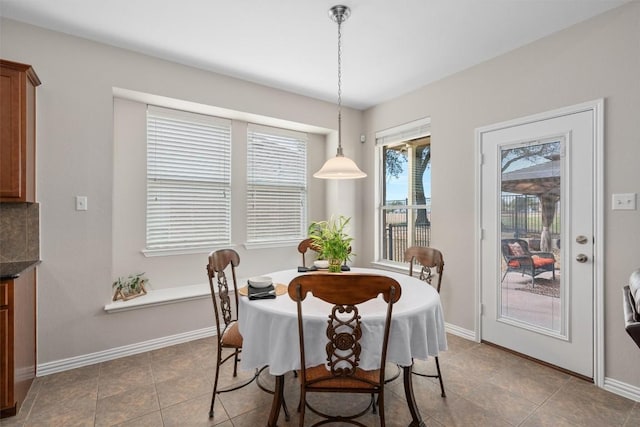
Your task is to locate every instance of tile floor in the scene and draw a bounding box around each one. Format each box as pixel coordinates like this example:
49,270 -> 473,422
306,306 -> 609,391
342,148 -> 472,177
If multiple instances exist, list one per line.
1,334 -> 638,426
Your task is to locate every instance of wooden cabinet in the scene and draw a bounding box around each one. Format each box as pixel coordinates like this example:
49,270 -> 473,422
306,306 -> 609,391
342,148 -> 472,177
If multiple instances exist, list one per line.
0,268 -> 36,418
0,60 -> 41,202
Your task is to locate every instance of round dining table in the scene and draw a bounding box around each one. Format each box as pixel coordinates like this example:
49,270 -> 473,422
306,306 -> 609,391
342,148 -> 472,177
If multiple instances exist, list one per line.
237,267 -> 447,426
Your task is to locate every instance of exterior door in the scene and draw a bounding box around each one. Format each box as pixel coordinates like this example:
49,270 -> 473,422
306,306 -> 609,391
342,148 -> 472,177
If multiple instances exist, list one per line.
479,101 -> 601,378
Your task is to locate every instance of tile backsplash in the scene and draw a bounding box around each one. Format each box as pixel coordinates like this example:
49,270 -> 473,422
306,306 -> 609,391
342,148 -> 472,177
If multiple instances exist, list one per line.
0,203 -> 40,263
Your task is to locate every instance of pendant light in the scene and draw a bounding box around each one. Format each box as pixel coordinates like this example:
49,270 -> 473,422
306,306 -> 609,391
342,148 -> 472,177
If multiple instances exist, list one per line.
313,5 -> 367,179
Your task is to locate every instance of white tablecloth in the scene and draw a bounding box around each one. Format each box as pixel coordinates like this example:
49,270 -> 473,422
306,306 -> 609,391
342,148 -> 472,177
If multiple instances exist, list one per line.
238,268 -> 447,375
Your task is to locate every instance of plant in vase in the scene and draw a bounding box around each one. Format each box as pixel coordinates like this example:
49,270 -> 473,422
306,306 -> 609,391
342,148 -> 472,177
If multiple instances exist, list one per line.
308,215 -> 353,273
112,272 -> 148,301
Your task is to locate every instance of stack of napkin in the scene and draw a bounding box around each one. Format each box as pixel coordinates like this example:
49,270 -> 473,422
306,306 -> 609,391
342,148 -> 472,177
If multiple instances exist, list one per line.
247,281 -> 276,300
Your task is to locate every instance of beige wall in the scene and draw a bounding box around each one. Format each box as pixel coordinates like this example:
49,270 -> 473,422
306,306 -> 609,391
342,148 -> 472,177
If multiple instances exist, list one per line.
0,18 -> 365,365
1,1 -> 639,392
363,2 -> 640,388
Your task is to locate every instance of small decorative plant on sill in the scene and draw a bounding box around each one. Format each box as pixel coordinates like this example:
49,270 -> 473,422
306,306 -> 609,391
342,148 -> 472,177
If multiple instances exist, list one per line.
112,272 -> 148,302
308,215 -> 354,273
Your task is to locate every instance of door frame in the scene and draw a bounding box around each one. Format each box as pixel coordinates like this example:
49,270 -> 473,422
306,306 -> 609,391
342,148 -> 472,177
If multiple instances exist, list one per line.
474,99 -> 604,386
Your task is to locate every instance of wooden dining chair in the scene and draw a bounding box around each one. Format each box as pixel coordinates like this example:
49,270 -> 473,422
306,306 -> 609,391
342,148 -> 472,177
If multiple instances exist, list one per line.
297,238 -> 319,267
403,246 -> 446,397
288,273 -> 402,426
405,245 -> 445,293
206,249 -> 289,419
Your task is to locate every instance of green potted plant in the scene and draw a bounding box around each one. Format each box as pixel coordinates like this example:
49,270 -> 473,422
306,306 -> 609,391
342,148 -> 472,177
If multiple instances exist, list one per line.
112,272 -> 148,301
308,215 -> 354,273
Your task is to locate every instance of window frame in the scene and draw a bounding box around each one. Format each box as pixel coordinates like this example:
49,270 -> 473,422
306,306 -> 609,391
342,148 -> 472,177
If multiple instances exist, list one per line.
374,118 -> 432,267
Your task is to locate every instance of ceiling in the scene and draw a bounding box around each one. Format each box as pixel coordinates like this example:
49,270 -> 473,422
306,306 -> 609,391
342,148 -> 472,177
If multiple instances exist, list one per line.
0,0 -> 629,110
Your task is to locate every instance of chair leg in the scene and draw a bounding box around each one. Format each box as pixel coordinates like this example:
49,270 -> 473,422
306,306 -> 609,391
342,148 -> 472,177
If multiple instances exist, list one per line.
435,356 -> 446,397
282,394 -> 291,421
233,350 -> 239,377
378,391 -> 385,427
298,389 -> 306,427
209,350 -> 223,418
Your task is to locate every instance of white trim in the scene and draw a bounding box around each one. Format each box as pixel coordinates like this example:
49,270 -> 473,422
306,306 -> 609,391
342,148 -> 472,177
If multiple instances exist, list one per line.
474,126 -> 483,343
603,377 -> 640,403
104,283 -> 211,313
141,245 -> 233,257
445,323 -> 478,342
475,99 -> 605,386
113,87 -> 332,135
593,99 -> 605,387
375,117 -> 431,144
37,326 -> 216,377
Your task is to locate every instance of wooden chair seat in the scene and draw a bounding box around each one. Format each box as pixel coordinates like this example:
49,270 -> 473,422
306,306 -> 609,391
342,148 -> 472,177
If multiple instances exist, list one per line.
305,364 -> 380,390
220,321 -> 243,348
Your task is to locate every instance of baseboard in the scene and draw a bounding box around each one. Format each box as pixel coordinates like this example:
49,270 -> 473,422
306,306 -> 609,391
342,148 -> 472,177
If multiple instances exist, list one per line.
37,326 -> 216,377
603,376 -> 640,402
445,322 -> 477,342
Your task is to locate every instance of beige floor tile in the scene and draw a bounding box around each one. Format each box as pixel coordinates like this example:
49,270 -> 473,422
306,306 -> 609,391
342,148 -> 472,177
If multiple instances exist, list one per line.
94,384 -> 159,427
97,364 -> 154,399
487,357 -> 570,405
457,381 -> 538,425
155,372 -> 212,408
40,365 -> 100,388
99,352 -> 151,377
520,409 -> 581,427
537,378 -> 635,427
113,410 -> 163,427
29,378 -> 98,417
624,403 -> 640,426
161,394 -> 228,426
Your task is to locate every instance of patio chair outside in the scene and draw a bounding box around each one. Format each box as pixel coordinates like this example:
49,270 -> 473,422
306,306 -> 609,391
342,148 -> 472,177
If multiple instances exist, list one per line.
501,238 -> 556,286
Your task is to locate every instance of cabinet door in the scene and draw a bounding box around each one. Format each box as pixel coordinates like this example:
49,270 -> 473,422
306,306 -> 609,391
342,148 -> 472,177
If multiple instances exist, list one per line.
0,66 -> 24,200
0,282 -> 12,410
0,60 -> 39,203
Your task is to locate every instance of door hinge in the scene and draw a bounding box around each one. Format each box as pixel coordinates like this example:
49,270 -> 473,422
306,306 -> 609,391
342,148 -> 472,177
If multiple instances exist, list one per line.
480,303 -> 485,315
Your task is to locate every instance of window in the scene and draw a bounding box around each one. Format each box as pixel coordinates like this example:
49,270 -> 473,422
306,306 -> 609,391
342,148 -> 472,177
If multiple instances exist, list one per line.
377,119 -> 431,263
247,124 -> 307,246
145,106 -> 231,254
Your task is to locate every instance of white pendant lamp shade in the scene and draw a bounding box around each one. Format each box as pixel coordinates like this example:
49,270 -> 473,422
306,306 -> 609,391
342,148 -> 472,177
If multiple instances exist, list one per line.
314,5 -> 367,180
313,153 -> 367,179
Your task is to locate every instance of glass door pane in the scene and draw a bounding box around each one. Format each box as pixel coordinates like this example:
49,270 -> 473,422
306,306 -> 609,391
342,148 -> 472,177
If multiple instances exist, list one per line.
499,139 -> 562,333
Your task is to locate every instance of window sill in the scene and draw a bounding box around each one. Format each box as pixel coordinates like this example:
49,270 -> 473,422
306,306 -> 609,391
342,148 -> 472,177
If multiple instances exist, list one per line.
243,239 -> 300,250
104,283 -> 211,313
370,260 -> 410,275
141,245 -> 235,257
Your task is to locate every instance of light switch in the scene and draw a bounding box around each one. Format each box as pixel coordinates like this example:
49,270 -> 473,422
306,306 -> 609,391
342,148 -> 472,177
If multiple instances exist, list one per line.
76,196 -> 88,211
612,193 -> 636,210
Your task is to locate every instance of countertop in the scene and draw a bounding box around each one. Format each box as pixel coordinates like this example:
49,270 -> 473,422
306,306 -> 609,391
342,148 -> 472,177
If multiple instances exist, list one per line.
0,260 -> 39,280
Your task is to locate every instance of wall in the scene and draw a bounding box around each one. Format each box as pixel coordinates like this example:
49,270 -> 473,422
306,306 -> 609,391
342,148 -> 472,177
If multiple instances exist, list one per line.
363,2 -> 640,389
0,18 -> 365,365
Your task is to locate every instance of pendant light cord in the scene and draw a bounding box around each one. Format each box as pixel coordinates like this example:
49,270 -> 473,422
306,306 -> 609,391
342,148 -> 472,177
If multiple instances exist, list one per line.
336,11 -> 344,156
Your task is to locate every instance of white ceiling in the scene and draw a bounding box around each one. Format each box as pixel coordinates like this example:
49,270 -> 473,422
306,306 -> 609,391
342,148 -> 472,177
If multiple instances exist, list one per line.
0,0 -> 629,109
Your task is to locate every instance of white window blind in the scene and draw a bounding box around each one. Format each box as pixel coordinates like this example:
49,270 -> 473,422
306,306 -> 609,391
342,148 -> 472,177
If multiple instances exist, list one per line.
247,124 -> 307,244
145,105 -> 232,254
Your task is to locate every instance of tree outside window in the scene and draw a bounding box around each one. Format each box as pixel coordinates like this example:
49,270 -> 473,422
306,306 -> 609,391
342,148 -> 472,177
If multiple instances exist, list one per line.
381,136 -> 431,262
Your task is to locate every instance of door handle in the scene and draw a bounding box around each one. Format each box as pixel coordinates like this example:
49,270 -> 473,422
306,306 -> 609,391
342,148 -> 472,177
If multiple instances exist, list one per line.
576,254 -> 588,263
